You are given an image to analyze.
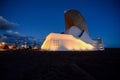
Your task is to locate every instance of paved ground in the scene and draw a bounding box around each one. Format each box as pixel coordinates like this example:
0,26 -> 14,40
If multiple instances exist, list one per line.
0,48 -> 120,80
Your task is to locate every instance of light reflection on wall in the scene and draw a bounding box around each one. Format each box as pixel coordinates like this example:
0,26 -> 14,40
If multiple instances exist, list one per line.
41,33 -> 95,51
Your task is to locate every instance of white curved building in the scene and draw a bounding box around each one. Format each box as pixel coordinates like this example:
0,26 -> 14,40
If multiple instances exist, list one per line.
41,9 -> 104,51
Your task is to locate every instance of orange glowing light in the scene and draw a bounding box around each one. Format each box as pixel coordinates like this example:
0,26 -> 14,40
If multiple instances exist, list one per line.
41,33 -> 95,51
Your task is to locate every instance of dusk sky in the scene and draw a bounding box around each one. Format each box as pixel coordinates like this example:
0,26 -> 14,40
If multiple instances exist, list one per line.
0,0 -> 120,48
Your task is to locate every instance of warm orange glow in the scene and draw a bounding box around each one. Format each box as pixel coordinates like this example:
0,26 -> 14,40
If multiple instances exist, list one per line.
0,42 -> 6,49
41,33 -> 95,51
1,42 -> 5,45
8,45 -> 13,49
0,42 -> 7,51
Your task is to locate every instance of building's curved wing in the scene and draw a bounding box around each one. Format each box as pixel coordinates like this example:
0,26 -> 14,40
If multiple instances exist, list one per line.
64,9 -> 89,34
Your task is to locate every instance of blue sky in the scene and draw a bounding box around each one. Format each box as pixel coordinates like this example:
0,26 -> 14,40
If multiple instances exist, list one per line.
0,0 -> 120,48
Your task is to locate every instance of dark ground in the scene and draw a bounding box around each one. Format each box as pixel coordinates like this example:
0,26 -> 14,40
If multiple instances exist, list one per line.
0,48 -> 120,80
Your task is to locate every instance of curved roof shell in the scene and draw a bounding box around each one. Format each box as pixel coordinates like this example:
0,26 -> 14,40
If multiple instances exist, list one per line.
64,9 -> 89,34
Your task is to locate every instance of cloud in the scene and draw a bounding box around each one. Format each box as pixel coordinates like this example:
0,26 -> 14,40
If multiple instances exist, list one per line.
0,17 -> 40,45
0,34 -> 8,42
1,30 -> 38,45
0,30 -> 42,46
0,16 -> 18,30
5,30 -> 25,38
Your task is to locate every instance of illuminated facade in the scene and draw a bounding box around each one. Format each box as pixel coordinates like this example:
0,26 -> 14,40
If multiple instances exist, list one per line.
41,33 -> 95,51
41,9 -> 104,51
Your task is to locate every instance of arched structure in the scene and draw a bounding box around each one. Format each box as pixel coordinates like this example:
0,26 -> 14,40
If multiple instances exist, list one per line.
64,9 -> 89,34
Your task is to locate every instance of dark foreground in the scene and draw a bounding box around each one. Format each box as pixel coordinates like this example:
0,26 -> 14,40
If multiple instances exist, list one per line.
0,48 -> 120,80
